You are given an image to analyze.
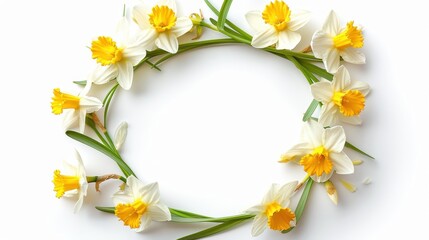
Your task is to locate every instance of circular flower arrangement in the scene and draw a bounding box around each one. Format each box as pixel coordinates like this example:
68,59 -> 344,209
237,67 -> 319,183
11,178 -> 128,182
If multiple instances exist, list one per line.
51,0 -> 373,239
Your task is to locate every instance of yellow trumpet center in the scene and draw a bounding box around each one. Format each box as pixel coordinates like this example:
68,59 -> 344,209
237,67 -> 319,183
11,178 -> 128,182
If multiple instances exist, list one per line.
264,202 -> 295,231
149,5 -> 177,33
115,199 -> 148,229
53,170 -> 80,198
333,21 -> 364,50
262,0 -> 291,31
332,90 -> 365,116
300,146 -> 332,177
91,36 -> 123,66
51,88 -> 80,115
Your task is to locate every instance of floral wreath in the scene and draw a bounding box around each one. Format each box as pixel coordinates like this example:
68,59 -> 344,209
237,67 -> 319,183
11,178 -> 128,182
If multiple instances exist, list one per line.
51,0 -> 373,239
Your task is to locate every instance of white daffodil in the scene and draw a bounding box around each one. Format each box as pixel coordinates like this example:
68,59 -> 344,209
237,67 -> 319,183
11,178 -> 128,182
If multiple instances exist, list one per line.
90,18 -> 148,90
132,0 -> 193,54
246,181 -> 298,236
246,0 -> 310,50
113,176 -> 171,232
279,120 -> 354,183
311,65 -> 370,126
311,10 -> 365,73
52,150 -> 88,213
51,82 -> 102,133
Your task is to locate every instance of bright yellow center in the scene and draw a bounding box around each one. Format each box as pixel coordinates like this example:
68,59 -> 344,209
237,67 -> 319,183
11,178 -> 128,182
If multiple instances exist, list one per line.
262,0 -> 291,31
51,88 -> 80,115
264,202 -> 295,231
52,170 -> 80,198
300,146 -> 333,177
149,5 -> 177,33
332,90 -> 365,116
91,36 -> 123,66
115,199 -> 148,229
333,21 -> 364,50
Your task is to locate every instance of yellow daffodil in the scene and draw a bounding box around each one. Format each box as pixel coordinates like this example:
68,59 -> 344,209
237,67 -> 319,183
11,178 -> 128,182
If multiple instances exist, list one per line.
132,0 -> 193,54
90,18 -> 148,90
113,176 -> 171,232
51,83 -> 102,133
52,150 -> 88,213
246,0 -> 310,50
311,10 -> 365,73
246,181 -> 298,236
310,66 -> 370,126
279,120 -> 354,183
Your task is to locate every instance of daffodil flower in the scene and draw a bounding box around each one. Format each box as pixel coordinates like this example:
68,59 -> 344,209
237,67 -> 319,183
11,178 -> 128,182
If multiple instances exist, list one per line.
90,18 -> 148,90
132,0 -> 193,54
246,0 -> 310,50
311,10 -> 365,73
113,176 -> 171,232
51,83 -> 102,133
279,120 -> 354,183
246,181 -> 298,236
311,65 -> 370,126
52,150 -> 88,213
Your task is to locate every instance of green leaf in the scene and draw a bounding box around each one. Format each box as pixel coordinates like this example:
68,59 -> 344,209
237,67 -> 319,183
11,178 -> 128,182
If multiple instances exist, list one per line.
177,219 -> 249,240
282,178 -> 314,233
171,214 -> 254,223
345,141 -> 375,159
169,208 -> 211,219
299,60 -> 333,81
303,99 -> 320,121
66,131 -> 135,177
217,0 -> 234,30
73,80 -> 87,85
103,84 -> 119,128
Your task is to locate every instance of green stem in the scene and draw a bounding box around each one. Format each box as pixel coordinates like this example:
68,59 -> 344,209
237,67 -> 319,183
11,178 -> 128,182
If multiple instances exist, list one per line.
86,176 -> 98,183
171,213 -> 254,223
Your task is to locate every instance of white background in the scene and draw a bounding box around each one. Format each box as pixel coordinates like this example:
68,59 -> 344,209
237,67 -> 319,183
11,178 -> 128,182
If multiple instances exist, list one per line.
0,0 -> 428,239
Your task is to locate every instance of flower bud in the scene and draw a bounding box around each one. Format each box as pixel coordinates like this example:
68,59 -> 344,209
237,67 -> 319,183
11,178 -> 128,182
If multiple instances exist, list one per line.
324,180 -> 338,205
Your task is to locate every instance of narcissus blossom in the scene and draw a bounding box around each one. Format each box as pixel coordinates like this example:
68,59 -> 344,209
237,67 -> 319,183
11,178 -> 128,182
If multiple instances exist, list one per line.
113,176 -> 171,232
279,120 -> 354,183
246,0 -> 310,50
311,10 -> 365,73
246,181 -> 298,236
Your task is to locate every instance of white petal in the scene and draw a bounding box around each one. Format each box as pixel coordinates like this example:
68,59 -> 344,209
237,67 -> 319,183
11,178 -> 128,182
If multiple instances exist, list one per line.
80,80 -> 92,96
80,96 -> 103,113
288,10 -> 311,31
112,191 -> 134,205
311,170 -> 333,183
323,48 -> 340,73
311,81 -> 333,102
341,47 -> 366,64
114,122 -> 128,151
280,142 -> 312,163
339,115 -> 362,125
348,80 -> 370,96
330,152 -> 354,174
277,181 -> 298,206
262,184 -> 280,204
132,5 -> 151,30
126,176 -> 145,199
276,30 -> 301,50
301,120 -> 323,147
74,150 -> 86,178
62,110 -> 78,131
158,0 -> 176,13
135,214 -> 152,232
116,61 -> 134,90
73,193 -> 84,213
172,17 -> 193,37
251,215 -> 268,237
332,65 -> 350,90
318,102 -> 338,127
322,10 -> 340,36
147,203 -> 171,221
322,126 -> 345,152
78,109 -> 86,133
141,182 -> 161,204
311,31 -> 334,59
115,18 -> 130,42
90,64 -> 117,85
245,11 -> 265,32
123,42 -> 147,66
155,32 -> 179,53
139,29 -> 158,51
246,204 -> 264,215
251,27 -> 278,49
